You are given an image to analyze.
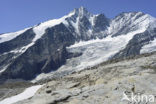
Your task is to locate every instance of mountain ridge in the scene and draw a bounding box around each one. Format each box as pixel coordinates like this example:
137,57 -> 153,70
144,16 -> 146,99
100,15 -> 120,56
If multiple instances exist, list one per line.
0,7 -> 156,82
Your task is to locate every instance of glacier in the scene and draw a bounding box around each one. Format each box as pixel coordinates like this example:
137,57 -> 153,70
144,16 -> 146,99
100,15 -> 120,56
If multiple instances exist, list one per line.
33,28 -> 147,82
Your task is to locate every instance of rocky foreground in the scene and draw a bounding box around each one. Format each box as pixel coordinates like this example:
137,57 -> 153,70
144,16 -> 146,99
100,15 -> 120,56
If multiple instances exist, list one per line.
9,52 -> 155,104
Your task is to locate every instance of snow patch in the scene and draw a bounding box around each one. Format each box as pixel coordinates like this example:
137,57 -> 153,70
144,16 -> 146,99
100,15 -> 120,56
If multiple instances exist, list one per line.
0,85 -> 43,104
0,64 -> 9,73
89,15 -> 96,26
33,12 -> 75,40
140,38 -> 156,54
71,17 -> 80,35
0,28 -> 30,43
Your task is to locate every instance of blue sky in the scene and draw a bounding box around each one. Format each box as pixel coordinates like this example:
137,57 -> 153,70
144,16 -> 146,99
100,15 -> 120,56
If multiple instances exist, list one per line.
0,0 -> 156,33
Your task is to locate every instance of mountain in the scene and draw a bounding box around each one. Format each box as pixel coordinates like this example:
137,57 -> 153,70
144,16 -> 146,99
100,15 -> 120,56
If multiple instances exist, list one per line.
0,7 -> 156,82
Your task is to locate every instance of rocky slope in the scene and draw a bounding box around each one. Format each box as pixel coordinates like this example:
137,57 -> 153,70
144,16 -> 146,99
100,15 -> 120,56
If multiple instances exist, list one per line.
9,52 -> 156,104
0,7 -> 156,82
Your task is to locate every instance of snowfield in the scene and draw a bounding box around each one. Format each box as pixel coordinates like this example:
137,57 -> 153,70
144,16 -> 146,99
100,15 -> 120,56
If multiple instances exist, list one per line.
0,28 -> 30,44
65,29 -> 146,71
0,85 -> 42,104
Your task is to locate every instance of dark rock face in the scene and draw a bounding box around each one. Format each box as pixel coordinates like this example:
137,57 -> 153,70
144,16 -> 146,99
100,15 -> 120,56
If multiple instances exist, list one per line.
78,16 -> 92,40
0,29 -> 35,54
0,24 -> 76,80
0,29 -> 36,80
93,14 -> 110,33
66,7 -> 110,41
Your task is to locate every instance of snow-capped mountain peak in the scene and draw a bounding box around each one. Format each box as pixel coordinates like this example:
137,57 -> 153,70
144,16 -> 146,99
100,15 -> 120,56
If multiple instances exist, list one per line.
107,12 -> 155,36
0,7 -> 156,82
72,6 -> 93,18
